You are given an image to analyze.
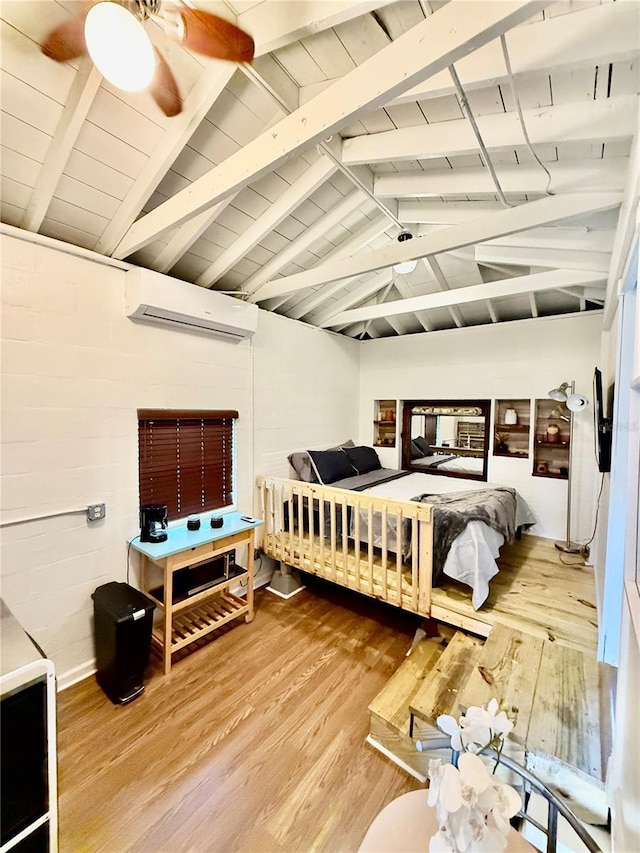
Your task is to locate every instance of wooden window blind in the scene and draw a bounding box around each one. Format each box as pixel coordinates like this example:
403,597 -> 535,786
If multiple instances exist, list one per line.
138,409 -> 238,520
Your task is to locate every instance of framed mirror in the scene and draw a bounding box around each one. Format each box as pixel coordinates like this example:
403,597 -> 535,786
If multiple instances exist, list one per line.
401,399 -> 491,481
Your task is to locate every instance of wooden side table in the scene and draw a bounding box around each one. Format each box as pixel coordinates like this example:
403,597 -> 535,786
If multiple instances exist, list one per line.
131,513 -> 262,674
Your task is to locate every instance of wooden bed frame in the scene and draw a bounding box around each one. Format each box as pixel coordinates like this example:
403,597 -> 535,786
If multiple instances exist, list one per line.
256,473 -> 511,628
257,475 -> 434,616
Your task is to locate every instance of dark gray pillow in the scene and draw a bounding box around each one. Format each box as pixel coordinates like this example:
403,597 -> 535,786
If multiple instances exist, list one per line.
288,441 -> 354,482
344,445 -> 381,475
413,435 -> 432,456
308,449 -> 357,484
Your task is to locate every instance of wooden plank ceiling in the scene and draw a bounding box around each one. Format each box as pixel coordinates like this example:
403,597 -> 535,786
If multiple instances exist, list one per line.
1,0 -> 638,339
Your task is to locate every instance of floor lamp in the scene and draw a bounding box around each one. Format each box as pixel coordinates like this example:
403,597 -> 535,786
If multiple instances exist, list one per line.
548,381 -> 589,554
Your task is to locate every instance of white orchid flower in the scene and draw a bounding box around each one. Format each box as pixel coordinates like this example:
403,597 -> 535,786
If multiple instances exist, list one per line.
429,699 -> 520,853
429,826 -> 458,853
463,699 -> 514,740
428,760 -> 464,819
436,714 -> 489,753
488,780 -> 522,833
437,713 -> 465,751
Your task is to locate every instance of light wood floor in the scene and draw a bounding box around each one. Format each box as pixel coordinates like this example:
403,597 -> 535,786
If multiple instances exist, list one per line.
431,535 -> 600,654
56,581 -> 425,853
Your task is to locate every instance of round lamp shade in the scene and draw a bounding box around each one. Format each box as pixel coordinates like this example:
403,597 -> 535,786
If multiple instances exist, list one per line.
85,2 -> 156,92
566,393 -> 589,412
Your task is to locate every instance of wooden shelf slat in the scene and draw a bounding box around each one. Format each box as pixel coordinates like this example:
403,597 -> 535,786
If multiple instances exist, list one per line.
170,592 -> 248,651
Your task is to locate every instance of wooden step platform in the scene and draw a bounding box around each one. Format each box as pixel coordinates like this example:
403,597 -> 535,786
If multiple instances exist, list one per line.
431,535 -> 599,655
368,623 -> 609,824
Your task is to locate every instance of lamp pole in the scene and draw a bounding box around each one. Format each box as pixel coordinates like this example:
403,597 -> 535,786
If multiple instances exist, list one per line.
555,380 -> 581,554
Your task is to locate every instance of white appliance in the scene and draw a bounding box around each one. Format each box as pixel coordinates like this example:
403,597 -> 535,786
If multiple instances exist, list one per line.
125,268 -> 258,342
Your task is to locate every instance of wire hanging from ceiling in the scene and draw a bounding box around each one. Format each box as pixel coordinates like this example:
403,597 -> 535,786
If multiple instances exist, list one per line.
500,34 -> 554,196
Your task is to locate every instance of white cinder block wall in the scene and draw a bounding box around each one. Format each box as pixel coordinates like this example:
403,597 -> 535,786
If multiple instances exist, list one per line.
0,236 -> 254,685
358,313 -> 603,541
0,235 -> 362,685
251,312 -> 361,482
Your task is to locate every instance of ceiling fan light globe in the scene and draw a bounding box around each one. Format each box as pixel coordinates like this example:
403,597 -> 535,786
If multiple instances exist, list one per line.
85,2 -> 155,92
393,260 -> 418,274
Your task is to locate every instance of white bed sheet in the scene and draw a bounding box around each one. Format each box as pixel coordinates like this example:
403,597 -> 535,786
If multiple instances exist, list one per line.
361,473 -> 535,609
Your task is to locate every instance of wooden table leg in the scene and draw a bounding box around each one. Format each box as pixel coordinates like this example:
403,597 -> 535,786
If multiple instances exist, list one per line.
163,566 -> 173,674
245,530 -> 255,623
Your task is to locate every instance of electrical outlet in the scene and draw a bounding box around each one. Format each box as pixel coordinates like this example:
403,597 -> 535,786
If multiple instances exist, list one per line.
87,503 -> 106,522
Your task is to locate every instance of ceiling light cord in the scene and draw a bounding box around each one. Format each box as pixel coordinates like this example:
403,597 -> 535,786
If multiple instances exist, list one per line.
500,34 -> 553,196
239,64 -> 402,230
448,64 -> 512,209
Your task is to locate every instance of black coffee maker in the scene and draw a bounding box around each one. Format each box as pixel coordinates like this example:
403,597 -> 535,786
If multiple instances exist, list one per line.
140,504 -> 168,543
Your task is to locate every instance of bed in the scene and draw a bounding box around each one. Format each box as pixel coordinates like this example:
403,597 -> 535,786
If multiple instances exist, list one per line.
257,444 -> 535,619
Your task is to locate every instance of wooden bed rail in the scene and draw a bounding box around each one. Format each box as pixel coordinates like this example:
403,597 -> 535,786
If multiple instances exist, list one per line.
256,476 -> 434,617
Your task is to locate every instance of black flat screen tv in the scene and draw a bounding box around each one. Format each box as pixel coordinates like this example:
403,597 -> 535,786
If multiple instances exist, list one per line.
593,367 -> 613,473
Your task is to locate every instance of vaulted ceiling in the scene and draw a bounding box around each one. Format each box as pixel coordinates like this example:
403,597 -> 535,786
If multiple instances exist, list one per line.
1,0 -> 638,339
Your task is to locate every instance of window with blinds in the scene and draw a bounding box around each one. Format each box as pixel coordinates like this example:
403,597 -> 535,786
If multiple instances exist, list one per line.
138,409 -> 238,520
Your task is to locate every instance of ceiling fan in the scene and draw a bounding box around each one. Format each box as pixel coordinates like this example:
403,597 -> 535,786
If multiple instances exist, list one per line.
40,0 -> 255,117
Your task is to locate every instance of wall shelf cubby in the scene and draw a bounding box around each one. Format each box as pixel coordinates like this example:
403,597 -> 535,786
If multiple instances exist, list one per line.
532,399 -> 570,479
493,399 -> 531,458
374,399 -> 397,448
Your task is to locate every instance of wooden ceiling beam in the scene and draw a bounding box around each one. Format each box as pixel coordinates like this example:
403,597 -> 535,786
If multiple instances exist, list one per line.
242,188 -> 366,295
245,0 -> 399,56
343,96 -> 638,166
195,155 -> 338,287
20,58 -> 101,233
311,271 -> 393,326
284,214 -> 390,318
400,200 -> 504,224
253,192 -> 621,301
375,158 -> 628,199
95,63 -> 237,256
475,244 -> 611,273
483,227 -> 616,253
323,269 -> 607,325
149,198 -> 238,274
392,1 -> 639,104
112,0 -> 549,258
392,277 -> 433,332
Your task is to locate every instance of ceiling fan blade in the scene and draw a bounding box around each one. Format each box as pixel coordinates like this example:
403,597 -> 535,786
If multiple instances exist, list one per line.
150,48 -> 182,117
41,14 -> 88,62
178,8 -> 254,63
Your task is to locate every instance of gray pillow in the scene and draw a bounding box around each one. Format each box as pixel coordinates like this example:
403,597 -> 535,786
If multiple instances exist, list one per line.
288,451 -> 318,483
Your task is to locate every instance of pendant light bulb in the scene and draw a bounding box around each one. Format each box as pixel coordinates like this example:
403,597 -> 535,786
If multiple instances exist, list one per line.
393,230 -> 418,275
85,2 -> 156,93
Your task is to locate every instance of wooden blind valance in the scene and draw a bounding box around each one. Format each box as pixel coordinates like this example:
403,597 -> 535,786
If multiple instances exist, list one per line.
138,409 -> 238,520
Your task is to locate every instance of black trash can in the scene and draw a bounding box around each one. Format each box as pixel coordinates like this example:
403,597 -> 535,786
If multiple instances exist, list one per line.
92,582 -> 155,705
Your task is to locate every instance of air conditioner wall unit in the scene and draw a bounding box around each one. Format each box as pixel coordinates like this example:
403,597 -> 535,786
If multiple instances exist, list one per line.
125,268 -> 258,342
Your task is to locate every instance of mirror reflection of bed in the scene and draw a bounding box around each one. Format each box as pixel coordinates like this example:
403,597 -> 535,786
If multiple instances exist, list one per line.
401,400 -> 490,481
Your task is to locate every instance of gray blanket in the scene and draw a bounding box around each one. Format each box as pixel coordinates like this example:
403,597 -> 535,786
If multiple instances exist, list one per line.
414,487 -> 517,584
